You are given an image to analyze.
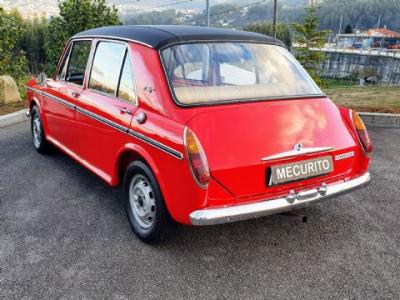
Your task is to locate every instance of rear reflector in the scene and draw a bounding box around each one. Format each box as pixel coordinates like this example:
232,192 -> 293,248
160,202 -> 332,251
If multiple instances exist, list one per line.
351,110 -> 372,153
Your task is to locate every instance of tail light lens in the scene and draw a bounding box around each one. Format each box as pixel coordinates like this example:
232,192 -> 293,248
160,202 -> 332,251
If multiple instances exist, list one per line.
351,110 -> 373,153
184,127 -> 210,187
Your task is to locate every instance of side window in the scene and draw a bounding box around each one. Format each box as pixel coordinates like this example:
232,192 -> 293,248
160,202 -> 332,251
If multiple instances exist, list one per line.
57,44 -> 71,80
117,53 -> 136,102
89,42 -> 126,96
65,40 -> 92,86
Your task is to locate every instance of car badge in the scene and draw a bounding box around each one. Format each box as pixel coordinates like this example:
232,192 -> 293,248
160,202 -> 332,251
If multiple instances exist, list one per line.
294,143 -> 303,151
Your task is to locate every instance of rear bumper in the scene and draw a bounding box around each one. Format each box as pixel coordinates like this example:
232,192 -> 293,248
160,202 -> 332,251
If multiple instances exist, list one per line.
189,172 -> 370,225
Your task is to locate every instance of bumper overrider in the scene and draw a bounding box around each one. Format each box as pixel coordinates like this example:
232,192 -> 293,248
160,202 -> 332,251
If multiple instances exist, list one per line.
190,172 -> 370,225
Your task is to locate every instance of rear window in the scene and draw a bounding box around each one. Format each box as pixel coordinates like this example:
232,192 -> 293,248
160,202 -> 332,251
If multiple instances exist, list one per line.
89,42 -> 126,96
161,43 -> 323,105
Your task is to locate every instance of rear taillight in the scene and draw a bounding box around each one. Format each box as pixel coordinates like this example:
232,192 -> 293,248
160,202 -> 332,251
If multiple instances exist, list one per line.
351,110 -> 373,153
184,127 -> 210,188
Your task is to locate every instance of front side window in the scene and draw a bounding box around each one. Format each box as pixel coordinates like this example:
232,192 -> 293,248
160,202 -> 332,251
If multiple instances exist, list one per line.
65,40 -> 92,85
161,43 -> 323,105
89,42 -> 126,96
57,44 -> 71,80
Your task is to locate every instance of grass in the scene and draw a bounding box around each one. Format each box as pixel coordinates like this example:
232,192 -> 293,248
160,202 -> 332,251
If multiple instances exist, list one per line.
324,86 -> 400,114
0,101 -> 27,116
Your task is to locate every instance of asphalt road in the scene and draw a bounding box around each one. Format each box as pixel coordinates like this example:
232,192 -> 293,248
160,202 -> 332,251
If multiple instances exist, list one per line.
1,122 -> 399,299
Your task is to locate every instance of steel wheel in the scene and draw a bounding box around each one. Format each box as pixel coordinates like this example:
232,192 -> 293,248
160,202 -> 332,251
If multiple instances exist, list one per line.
32,114 -> 42,148
129,174 -> 156,229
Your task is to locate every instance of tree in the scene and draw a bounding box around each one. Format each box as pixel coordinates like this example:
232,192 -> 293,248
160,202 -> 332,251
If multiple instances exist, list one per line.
18,16 -> 48,74
344,24 -> 353,34
0,7 -> 29,97
291,7 -> 330,84
317,0 -> 400,32
124,9 -> 179,25
44,0 -> 121,75
245,22 -> 291,48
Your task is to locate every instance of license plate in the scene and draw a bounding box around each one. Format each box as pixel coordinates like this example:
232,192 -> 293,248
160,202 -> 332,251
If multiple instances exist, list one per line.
269,156 -> 333,186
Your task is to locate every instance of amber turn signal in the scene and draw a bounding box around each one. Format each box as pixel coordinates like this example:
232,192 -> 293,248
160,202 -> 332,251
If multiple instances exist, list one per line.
184,127 -> 210,187
351,110 -> 373,153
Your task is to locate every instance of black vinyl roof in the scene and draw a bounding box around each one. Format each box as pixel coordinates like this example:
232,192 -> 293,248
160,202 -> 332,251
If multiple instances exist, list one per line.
73,25 -> 284,49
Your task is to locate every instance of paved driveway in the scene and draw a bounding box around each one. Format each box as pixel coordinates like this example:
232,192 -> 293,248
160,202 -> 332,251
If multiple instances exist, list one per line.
1,122 -> 399,299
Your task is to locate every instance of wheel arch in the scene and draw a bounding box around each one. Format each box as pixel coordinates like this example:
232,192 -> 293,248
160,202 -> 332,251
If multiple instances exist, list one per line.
29,95 -> 51,134
112,143 -> 162,188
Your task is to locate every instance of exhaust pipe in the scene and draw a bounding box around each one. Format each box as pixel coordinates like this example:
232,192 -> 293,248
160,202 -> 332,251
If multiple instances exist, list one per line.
282,211 -> 307,223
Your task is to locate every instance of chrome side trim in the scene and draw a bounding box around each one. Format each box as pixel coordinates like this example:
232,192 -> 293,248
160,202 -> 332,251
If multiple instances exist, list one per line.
25,86 -> 183,160
190,172 -> 370,226
69,35 -> 153,49
26,86 -> 42,94
75,106 -> 127,134
261,146 -> 334,161
127,129 -> 183,160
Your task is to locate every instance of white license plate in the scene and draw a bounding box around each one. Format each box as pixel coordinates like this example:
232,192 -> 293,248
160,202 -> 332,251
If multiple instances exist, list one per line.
269,156 -> 333,185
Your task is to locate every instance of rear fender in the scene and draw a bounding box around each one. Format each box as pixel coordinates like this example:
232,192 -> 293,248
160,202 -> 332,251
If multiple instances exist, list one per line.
337,105 -> 357,141
336,105 -> 370,174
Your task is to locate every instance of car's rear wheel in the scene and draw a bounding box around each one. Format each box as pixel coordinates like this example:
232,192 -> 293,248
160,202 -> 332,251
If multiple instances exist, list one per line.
123,161 -> 173,243
31,105 -> 51,154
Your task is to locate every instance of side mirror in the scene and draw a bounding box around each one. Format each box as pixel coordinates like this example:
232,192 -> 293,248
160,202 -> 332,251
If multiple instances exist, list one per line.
37,72 -> 48,86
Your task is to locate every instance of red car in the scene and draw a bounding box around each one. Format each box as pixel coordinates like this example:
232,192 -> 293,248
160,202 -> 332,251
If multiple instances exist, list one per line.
26,25 -> 372,242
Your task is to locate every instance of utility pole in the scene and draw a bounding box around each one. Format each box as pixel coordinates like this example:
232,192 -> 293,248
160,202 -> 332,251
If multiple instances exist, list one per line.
338,15 -> 343,34
272,0 -> 277,38
376,15 -> 381,29
206,0 -> 210,27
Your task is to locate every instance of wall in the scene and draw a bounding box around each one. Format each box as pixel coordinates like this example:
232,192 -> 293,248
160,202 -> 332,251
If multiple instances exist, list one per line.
321,50 -> 400,85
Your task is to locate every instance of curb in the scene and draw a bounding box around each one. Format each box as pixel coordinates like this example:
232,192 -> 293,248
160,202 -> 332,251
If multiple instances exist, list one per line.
0,109 -> 28,128
359,112 -> 400,128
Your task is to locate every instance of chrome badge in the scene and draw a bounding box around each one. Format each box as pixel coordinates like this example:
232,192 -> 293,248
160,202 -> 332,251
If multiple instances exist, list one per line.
335,151 -> 355,161
294,143 -> 303,151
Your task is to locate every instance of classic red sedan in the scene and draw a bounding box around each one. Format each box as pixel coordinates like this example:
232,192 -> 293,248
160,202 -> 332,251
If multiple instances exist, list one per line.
26,25 -> 371,242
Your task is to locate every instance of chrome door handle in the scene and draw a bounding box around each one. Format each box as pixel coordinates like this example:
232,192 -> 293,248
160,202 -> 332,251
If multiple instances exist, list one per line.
67,89 -> 80,98
120,107 -> 132,115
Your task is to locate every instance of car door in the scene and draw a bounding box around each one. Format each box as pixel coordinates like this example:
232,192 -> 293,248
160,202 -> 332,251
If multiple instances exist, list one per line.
43,39 -> 92,154
76,40 -> 137,177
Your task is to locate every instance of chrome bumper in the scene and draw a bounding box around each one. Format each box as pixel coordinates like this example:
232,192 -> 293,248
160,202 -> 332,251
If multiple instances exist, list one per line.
190,172 -> 370,225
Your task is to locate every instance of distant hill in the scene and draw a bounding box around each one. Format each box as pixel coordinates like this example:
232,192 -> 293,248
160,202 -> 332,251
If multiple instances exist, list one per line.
1,0 -> 308,19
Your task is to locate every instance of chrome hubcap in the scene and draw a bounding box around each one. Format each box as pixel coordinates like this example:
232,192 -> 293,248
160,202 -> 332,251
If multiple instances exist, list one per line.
129,175 -> 156,229
32,114 -> 41,148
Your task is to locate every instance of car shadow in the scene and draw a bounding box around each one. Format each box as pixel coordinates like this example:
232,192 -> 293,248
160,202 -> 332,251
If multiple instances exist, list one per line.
47,145 -> 360,258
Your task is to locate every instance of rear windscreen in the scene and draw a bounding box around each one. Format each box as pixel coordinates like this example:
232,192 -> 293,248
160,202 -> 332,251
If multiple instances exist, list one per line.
161,43 -> 323,105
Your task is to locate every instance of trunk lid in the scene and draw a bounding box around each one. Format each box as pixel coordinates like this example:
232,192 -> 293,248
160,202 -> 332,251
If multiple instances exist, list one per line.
187,97 -> 358,199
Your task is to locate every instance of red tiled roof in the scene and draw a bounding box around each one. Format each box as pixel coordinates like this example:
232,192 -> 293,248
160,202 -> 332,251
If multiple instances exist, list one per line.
368,28 -> 400,38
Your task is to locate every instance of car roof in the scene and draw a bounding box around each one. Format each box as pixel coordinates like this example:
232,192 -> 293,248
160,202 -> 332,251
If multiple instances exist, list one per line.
73,25 -> 285,49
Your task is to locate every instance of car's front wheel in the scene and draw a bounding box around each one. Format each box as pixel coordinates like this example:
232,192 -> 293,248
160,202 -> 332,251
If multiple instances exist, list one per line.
123,161 -> 173,243
31,105 -> 51,154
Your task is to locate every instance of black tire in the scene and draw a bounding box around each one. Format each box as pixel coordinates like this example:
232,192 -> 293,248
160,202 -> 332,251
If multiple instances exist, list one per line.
30,105 -> 51,154
123,161 -> 174,243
